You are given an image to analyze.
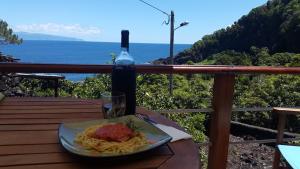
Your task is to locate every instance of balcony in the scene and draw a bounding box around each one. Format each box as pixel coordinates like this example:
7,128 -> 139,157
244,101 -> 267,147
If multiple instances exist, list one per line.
1,62 -> 300,169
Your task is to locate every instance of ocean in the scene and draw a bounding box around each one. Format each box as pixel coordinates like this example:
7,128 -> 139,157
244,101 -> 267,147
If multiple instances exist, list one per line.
1,40 -> 191,81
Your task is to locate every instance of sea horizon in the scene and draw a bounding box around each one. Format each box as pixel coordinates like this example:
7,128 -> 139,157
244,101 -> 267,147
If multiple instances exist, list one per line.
1,40 -> 191,81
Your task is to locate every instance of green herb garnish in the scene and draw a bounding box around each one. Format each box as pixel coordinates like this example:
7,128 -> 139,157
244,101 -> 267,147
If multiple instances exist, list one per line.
126,119 -> 138,130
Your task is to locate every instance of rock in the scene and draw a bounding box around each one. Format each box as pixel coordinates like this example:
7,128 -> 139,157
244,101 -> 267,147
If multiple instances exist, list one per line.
0,55 -> 24,96
227,135 -> 275,169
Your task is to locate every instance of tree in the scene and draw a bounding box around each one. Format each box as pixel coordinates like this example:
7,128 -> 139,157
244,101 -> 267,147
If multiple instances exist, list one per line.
0,19 -> 22,60
0,19 -> 23,96
0,19 -> 22,45
171,0 -> 300,64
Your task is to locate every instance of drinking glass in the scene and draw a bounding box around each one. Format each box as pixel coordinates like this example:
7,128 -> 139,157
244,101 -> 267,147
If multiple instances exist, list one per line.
101,91 -> 126,119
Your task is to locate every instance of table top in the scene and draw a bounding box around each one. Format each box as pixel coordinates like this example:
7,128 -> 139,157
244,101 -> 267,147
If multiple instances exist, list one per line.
0,97 -> 200,169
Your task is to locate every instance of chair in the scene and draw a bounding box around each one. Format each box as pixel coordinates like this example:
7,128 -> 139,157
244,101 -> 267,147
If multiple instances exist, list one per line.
277,145 -> 300,169
272,107 -> 300,169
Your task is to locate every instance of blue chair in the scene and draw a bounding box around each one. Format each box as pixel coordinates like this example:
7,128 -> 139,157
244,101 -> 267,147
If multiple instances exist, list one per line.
277,145 -> 300,169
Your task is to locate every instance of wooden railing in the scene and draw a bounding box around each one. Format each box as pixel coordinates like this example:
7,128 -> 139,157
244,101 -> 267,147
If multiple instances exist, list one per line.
159,107 -> 300,143
1,63 -> 300,74
1,62 -> 300,169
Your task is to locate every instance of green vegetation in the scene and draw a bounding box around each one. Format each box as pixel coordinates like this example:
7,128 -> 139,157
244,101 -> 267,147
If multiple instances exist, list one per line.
0,19 -> 22,44
174,0 -> 300,64
197,47 -> 300,130
0,19 -> 23,95
0,19 -> 22,61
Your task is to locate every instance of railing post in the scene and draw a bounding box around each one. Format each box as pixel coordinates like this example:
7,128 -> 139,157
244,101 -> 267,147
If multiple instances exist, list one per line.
208,74 -> 235,169
272,110 -> 287,169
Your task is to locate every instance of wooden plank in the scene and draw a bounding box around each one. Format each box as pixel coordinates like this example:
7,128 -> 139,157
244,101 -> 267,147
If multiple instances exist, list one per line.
0,131 -> 58,145
0,112 -> 102,119
159,140 -> 199,169
208,74 -> 235,169
0,144 -> 171,156
0,154 -> 170,169
0,144 -> 64,155
0,98 -> 102,107
273,113 -> 287,169
0,105 -> 101,110
0,101 -> 101,106
273,107 -> 300,115
0,109 -> 100,114
0,153 -> 74,167
3,97 -> 100,102
1,63 -> 300,74
0,163 -> 80,169
0,118 -> 100,125
0,124 -> 58,131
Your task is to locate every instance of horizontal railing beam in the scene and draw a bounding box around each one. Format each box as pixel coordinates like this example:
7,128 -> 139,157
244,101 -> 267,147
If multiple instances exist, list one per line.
0,63 -> 112,74
1,63 -> 300,74
156,107 -> 276,114
197,137 -> 300,147
14,73 -> 65,80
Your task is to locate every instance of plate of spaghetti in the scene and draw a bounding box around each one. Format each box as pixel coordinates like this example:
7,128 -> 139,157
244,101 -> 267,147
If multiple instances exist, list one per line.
58,115 -> 172,157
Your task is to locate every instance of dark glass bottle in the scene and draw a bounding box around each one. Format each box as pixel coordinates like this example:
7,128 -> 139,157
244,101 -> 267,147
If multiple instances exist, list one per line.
111,30 -> 136,115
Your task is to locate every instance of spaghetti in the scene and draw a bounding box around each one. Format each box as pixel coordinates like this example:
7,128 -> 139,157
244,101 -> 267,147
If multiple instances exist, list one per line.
75,123 -> 149,154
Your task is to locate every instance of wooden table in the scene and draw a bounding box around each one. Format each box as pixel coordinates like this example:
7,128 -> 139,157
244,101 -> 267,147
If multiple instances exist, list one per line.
0,97 -> 200,169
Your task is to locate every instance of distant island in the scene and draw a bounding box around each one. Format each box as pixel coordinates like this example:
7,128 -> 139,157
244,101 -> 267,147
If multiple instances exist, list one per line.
16,32 -> 83,41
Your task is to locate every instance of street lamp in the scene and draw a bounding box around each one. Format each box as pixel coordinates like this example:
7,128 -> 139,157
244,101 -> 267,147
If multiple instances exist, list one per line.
169,11 -> 189,95
138,0 -> 189,95
175,21 -> 189,30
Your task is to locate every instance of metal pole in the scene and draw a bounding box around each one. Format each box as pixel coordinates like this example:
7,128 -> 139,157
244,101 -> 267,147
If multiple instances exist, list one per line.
169,10 -> 174,95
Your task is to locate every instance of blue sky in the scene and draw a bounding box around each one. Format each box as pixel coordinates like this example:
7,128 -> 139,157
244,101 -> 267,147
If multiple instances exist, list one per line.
1,0 -> 267,44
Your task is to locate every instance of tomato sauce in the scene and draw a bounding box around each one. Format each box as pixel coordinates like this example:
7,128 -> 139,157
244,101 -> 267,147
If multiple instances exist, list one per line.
93,123 -> 134,142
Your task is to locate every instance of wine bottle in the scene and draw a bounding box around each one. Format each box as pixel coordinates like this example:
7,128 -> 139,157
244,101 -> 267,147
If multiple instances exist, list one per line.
111,30 -> 136,115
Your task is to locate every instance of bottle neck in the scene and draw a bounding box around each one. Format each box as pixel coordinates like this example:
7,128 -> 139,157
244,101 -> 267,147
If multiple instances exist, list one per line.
121,30 -> 129,50
115,30 -> 134,65
115,47 -> 134,65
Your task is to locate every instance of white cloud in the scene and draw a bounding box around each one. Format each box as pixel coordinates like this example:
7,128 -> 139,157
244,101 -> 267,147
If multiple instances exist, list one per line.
14,23 -> 101,41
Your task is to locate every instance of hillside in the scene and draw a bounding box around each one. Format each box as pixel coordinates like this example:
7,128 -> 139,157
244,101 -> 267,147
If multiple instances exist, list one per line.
169,0 -> 300,64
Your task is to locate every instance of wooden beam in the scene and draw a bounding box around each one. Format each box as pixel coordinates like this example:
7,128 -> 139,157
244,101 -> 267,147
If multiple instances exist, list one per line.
273,107 -> 300,115
1,63 -> 300,74
272,112 -> 287,169
208,74 -> 235,169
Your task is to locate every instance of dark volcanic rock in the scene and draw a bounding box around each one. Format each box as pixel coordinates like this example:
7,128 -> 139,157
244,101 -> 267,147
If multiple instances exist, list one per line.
0,53 -> 25,96
227,135 -> 274,169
